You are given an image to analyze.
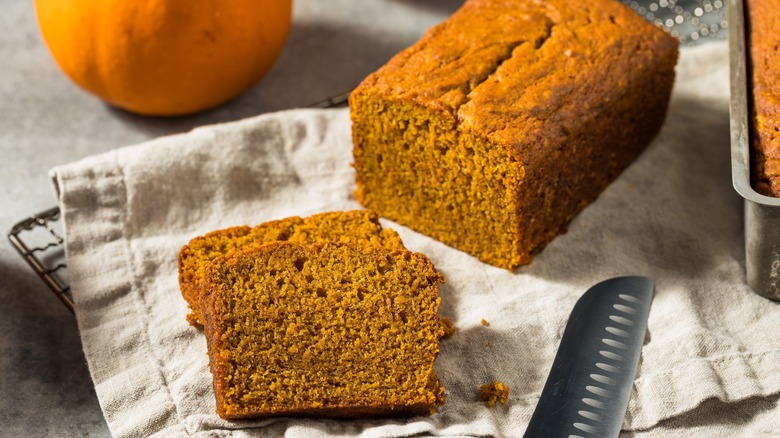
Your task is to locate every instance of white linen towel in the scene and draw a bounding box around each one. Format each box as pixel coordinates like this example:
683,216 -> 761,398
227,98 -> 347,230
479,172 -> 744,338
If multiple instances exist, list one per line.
51,42 -> 780,437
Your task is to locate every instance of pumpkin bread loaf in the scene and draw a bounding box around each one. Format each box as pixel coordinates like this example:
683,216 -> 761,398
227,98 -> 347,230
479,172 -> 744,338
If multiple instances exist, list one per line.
747,0 -> 780,197
350,0 -> 679,269
201,242 -> 446,419
178,210 -> 405,326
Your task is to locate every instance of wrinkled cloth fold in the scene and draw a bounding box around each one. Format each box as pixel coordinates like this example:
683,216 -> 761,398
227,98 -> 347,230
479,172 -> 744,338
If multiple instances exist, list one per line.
51,42 -> 780,438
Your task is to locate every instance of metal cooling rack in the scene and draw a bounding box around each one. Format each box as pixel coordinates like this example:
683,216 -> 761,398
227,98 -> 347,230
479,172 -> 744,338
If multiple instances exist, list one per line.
623,0 -> 728,44
8,0 -> 727,313
8,206 -> 73,313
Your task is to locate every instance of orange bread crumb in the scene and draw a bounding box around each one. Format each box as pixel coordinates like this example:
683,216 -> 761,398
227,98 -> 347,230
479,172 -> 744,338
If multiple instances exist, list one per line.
440,316 -> 457,338
202,242 -> 446,419
178,210 -> 405,326
481,319 -> 490,327
350,0 -> 678,269
479,381 -> 509,407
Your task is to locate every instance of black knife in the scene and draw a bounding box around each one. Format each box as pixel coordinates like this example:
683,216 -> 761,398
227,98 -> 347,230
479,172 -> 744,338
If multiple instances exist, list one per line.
523,276 -> 655,437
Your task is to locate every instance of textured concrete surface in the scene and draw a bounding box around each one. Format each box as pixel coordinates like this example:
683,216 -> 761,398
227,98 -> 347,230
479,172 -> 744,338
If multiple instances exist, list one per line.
0,1 -> 461,436
0,1 -> 742,437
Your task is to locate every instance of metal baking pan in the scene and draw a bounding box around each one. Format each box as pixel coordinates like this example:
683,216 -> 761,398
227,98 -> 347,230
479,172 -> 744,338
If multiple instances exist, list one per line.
728,0 -> 780,301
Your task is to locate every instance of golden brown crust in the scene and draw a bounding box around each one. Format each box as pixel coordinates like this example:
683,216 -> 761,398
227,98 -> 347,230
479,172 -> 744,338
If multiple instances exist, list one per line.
178,210 -> 405,326
350,0 -> 678,269
747,0 -> 780,197
202,242 -> 445,419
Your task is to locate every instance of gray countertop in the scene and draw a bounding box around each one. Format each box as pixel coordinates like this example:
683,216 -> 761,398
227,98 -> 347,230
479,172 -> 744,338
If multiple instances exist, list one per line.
2,1 -> 738,437
0,1 -> 461,436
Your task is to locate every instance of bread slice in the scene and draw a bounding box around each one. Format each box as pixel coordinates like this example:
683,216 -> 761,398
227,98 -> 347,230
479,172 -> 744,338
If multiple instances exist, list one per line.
178,210 -> 405,326
202,241 -> 446,419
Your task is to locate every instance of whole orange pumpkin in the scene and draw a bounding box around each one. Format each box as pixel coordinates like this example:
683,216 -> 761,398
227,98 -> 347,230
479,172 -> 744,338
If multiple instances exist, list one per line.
34,0 -> 293,116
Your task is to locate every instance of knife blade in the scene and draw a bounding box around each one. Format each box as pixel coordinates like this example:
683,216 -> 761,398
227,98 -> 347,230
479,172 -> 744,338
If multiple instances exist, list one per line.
523,276 -> 654,438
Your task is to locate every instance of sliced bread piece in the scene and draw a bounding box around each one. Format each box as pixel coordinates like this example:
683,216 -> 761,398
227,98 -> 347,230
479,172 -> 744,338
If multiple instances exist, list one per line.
178,210 -> 405,326
202,241 -> 446,419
